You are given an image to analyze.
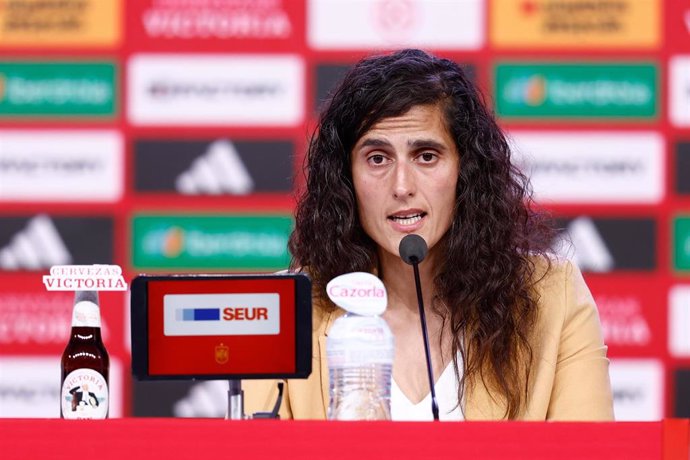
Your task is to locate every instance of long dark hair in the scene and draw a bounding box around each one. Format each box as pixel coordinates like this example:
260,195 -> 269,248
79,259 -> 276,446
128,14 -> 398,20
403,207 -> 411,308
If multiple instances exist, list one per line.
289,49 -> 555,418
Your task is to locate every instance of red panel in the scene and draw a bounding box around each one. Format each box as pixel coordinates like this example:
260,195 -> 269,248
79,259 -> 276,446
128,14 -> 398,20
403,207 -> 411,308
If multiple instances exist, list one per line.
126,0 -> 306,52
666,1 -> 690,52
0,419 -> 680,460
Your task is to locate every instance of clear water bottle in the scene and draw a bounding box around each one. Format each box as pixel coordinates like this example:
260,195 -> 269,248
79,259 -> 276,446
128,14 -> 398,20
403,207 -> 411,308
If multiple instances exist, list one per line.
327,312 -> 394,420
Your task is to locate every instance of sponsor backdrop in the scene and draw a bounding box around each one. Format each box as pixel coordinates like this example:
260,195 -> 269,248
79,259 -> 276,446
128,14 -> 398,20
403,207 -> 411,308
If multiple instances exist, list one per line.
0,0 -> 688,421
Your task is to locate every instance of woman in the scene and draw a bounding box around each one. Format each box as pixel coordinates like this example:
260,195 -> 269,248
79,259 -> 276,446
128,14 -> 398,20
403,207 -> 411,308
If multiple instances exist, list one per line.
244,49 -> 614,421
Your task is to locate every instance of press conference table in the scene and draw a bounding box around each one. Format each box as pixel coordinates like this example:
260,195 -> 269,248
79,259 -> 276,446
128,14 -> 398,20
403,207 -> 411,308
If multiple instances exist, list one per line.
1,418 -> 688,459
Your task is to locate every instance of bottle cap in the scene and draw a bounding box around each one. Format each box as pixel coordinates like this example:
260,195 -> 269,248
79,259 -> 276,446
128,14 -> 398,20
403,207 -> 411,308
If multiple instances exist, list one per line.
326,272 -> 387,316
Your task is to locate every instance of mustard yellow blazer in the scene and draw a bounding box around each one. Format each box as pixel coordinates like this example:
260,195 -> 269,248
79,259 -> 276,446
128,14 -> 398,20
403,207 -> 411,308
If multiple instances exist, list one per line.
243,259 -> 614,420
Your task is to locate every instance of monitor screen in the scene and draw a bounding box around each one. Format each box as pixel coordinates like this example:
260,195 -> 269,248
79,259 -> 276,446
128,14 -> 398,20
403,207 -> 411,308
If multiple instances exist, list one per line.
130,274 -> 311,380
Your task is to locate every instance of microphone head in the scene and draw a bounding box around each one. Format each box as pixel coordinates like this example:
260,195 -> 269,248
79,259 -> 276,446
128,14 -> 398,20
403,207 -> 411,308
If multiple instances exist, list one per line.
399,234 -> 428,265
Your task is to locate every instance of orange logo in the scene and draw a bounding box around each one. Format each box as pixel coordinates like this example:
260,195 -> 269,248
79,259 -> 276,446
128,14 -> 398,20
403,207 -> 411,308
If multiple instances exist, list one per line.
491,0 -> 659,49
163,227 -> 185,258
215,343 -> 229,364
525,75 -> 547,106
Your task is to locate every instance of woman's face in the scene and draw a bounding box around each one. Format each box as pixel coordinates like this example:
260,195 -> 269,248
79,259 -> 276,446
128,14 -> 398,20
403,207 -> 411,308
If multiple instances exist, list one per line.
351,104 -> 460,260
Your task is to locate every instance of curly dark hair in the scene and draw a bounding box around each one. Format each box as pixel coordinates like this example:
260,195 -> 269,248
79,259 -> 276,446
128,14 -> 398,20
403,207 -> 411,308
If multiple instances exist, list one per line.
289,49 -> 555,419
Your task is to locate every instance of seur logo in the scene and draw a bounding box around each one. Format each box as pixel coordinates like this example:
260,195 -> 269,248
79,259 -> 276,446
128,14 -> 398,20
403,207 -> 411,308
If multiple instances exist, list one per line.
174,307 -> 269,322
164,293 -> 280,336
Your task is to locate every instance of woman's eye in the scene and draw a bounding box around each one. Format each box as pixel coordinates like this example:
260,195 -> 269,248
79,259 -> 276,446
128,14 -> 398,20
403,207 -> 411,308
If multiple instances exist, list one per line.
369,154 -> 385,165
419,152 -> 436,162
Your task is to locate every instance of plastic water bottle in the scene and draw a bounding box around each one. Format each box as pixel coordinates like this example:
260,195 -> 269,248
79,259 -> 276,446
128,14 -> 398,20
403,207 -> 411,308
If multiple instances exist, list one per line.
327,312 -> 394,420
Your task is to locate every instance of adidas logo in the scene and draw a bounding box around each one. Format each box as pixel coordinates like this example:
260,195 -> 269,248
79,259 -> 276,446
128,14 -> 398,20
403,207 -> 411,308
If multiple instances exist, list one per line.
555,217 -> 614,272
0,215 -> 72,271
175,140 -> 254,195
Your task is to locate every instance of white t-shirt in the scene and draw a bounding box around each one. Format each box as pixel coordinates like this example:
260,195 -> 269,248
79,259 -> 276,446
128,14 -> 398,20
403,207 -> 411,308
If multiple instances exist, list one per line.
391,359 -> 464,421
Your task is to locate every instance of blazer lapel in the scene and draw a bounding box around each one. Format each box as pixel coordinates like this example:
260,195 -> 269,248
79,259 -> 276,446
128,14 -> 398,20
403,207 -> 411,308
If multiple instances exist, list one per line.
318,335 -> 329,416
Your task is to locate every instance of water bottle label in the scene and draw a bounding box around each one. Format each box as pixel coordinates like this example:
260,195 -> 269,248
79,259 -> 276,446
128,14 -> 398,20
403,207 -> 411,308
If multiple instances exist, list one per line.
328,345 -> 394,367
326,272 -> 387,316
61,369 -> 108,420
71,301 -> 101,328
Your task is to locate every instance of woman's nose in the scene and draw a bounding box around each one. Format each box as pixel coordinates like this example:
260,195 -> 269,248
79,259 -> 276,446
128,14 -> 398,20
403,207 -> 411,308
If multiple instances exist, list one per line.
392,161 -> 416,199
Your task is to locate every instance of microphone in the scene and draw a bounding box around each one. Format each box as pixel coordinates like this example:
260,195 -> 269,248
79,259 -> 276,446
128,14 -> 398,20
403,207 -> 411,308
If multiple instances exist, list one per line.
398,234 -> 439,421
399,234 -> 427,265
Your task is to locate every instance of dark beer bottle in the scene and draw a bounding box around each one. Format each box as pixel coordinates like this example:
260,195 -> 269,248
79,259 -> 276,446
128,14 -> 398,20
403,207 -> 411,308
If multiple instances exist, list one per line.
60,290 -> 109,419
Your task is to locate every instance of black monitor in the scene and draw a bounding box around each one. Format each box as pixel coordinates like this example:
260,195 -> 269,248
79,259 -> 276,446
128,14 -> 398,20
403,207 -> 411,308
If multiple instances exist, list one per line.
130,273 -> 312,380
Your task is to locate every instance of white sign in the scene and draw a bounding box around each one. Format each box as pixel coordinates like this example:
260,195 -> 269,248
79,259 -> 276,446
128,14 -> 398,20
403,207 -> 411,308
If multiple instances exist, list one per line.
128,54 -> 304,126
670,55 -> 690,127
308,0 -> 483,50
163,293 -> 280,336
609,359 -> 663,421
43,264 -> 128,291
0,130 -> 122,202
509,131 -> 664,204
669,285 -> 690,357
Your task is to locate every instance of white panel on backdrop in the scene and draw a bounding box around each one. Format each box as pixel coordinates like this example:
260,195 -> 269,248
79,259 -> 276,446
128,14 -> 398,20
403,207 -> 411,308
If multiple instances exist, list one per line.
670,285 -> 690,357
609,359 -> 663,421
0,130 -> 123,202
127,54 -> 304,126
0,356 -> 123,418
509,131 -> 664,204
670,56 -> 690,127
308,0 -> 484,50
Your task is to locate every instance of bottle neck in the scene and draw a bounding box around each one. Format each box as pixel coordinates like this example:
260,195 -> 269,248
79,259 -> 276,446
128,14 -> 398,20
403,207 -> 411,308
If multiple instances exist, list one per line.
71,300 -> 102,329
69,326 -> 103,341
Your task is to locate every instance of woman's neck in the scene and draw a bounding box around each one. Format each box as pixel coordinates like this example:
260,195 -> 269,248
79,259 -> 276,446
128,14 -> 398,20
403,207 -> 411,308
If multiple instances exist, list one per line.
378,246 -> 439,314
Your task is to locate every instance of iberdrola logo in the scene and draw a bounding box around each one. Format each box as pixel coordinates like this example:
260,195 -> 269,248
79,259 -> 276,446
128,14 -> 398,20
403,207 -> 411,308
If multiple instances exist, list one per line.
142,226 -> 186,259
163,226 -> 185,258
523,75 -> 547,106
503,74 -> 548,108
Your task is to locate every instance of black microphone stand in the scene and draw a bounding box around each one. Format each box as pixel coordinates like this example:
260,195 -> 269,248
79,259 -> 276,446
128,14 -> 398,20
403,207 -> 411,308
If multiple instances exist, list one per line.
410,257 -> 440,421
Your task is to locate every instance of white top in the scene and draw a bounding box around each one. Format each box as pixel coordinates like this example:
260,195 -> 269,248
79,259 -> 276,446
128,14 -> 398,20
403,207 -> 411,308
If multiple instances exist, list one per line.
391,359 -> 464,421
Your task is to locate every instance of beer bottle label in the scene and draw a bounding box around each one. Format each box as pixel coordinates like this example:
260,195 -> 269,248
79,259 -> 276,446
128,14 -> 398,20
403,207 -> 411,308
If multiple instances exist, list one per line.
71,301 -> 101,328
61,369 -> 109,420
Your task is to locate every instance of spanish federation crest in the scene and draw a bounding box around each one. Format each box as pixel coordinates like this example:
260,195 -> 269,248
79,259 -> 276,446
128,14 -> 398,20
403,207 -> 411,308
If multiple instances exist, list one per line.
215,343 -> 229,364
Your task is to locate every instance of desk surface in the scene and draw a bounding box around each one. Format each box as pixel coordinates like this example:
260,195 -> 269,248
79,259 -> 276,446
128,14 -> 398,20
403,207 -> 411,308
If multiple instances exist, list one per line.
0,418 -> 688,460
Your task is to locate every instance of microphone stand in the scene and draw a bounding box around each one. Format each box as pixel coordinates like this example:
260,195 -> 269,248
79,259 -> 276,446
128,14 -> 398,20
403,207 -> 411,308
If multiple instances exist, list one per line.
410,257 -> 440,421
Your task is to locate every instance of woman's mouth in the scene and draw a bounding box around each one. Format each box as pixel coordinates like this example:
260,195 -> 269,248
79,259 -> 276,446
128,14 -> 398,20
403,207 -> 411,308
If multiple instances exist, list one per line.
388,212 -> 427,226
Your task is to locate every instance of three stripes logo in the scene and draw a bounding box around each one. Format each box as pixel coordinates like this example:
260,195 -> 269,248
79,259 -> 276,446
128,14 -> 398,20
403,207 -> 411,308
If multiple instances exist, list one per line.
554,217 -> 613,272
554,216 -> 656,272
133,139 -> 293,194
175,140 -> 254,195
0,215 -> 71,270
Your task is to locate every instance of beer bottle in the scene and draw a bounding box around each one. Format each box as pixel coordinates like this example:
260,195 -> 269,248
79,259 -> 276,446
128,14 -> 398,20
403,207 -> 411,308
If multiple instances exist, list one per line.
60,290 -> 109,419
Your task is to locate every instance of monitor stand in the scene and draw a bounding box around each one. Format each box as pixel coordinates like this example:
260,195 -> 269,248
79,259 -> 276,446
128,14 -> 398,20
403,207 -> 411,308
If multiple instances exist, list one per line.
226,379 -> 244,420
